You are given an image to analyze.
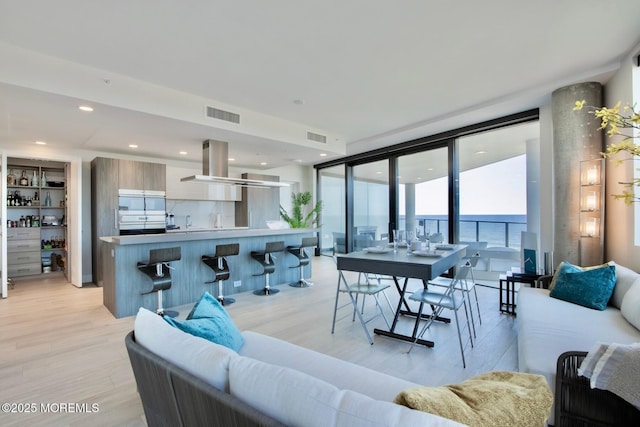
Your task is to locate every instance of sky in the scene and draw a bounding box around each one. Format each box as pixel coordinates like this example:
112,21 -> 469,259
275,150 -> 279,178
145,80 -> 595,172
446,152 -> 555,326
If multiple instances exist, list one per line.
402,155 -> 527,216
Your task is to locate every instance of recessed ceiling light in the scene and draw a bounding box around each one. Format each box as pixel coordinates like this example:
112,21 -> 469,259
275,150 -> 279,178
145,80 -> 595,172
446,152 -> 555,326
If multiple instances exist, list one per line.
476,150 -> 488,155
260,162 -> 268,166
228,158 -> 235,162
78,105 -> 94,112
376,171 -> 382,175
179,151 -> 187,155
319,153 -> 327,157
35,141 -> 47,145
129,144 -> 138,148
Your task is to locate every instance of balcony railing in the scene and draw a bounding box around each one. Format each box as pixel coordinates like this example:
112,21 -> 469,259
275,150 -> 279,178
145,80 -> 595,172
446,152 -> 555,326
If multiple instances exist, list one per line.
321,216 -> 527,255
415,216 -> 527,250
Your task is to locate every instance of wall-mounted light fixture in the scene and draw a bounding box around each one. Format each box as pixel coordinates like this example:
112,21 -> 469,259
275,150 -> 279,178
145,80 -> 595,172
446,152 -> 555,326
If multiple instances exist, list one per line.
579,159 -> 605,264
582,162 -> 601,186
581,216 -> 600,237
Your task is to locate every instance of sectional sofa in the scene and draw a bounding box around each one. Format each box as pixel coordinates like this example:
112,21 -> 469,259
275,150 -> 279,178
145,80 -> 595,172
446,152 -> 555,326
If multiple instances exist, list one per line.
516,261 -> 640,424
130,297 -> 558,427
130,306 -> 464,426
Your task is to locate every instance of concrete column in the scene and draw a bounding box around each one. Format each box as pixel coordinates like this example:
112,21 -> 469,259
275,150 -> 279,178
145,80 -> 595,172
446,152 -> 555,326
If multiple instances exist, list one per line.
405,183 -> 416,237
551,82 -> 604,266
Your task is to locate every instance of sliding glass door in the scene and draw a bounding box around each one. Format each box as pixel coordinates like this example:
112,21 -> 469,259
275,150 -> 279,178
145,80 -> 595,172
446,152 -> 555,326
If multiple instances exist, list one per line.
397,146 -> 449,242
319,165 -> 345,255
352,160 -> 389,250
457,123 -> 534,250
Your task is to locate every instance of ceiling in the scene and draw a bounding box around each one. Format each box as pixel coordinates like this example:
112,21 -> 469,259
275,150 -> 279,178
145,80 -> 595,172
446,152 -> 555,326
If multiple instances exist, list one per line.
0,1 -> 639,171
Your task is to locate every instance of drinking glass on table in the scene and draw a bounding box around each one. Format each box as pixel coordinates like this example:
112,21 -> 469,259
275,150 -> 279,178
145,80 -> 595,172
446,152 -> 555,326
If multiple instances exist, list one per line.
406,230 -> 415,253
392,229 -> 399,252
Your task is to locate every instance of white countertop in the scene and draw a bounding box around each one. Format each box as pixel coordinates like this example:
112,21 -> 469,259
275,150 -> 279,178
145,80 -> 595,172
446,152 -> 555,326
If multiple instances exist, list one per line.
100,227 -> 316,245
166,226 -> 248,233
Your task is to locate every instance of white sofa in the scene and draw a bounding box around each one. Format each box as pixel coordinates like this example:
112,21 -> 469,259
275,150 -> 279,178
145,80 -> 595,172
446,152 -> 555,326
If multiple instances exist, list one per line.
133,307 -> 464,427
516,262 -> 640,423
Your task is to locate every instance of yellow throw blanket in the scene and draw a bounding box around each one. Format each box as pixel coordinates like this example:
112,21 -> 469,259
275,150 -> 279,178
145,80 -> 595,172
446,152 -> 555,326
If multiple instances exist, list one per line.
394,371 -> 553,427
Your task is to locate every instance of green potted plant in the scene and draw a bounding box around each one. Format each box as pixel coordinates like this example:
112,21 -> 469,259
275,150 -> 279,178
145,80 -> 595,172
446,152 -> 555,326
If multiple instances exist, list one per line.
279,191 -> 322,228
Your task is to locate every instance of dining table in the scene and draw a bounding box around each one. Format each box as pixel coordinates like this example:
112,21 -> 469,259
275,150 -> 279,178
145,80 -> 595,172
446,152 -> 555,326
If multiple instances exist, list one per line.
336,244 -> 468,347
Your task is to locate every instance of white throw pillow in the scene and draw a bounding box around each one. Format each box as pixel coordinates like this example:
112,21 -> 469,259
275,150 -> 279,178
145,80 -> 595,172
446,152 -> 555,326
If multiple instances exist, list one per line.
621,281 -> 640,331
134,307 -> 237,391
610,263 -> 640,309
228,356 -> 462,427
333,389 -> 464,427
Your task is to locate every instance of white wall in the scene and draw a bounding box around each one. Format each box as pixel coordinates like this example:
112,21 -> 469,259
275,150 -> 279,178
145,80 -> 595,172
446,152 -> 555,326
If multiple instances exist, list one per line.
603,44 -> 640,270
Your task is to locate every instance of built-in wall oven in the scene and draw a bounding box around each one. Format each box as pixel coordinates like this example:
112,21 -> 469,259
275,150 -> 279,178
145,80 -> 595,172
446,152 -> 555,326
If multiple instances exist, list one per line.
118,189 -> 166,235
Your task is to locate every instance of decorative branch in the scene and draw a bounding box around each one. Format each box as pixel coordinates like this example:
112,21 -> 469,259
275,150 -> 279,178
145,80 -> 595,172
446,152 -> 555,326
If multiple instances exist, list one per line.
574,100 -> 640,204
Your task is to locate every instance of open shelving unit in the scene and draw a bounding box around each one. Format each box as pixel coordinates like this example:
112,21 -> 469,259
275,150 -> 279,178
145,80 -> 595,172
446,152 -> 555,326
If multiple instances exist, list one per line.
6,159 -> 68,278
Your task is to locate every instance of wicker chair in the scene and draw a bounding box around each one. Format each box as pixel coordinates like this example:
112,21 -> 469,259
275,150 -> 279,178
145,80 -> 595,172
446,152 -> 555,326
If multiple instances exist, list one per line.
555,351 -> 640,426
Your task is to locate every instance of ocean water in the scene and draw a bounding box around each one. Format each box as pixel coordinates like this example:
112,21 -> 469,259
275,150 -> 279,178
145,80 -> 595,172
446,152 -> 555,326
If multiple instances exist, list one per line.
412,214 -> 527,249
322,214 -> 528,253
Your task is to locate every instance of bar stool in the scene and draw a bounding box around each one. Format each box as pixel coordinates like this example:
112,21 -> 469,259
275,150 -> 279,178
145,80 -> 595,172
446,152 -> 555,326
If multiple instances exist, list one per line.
202,243 -> 240,306
287,236 -> 318,287
137,247 -> 182,317
251,241 -> 285,296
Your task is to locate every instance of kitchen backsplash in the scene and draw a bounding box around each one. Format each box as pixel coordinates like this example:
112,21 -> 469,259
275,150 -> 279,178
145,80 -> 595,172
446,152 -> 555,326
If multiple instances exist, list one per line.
166,199 -> 235,229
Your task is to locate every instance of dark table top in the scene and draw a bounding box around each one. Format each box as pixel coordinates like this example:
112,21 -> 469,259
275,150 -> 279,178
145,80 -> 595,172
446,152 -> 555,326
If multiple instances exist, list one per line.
336,244 -> 467,280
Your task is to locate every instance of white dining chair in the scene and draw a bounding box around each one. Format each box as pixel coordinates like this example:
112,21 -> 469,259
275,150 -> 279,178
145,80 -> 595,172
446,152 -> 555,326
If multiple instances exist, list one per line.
331,257 -> 394,345
406,265 -> 474,368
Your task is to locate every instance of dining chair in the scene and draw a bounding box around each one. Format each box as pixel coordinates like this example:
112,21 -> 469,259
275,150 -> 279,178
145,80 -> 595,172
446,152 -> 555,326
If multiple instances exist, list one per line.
406,265 -> 474,368
427,252 -> 482,339
331,257 -> 394,345
428,233 -> 444,244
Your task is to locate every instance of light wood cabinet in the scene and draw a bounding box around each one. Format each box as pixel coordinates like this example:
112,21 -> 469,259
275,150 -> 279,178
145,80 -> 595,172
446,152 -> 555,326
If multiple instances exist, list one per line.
91,157 -> 166,285
118,159 -> 145,190
143,162 -> 166,191
7,228 -> 41,276
117,159 -> 165,191
235,173 -> 280,228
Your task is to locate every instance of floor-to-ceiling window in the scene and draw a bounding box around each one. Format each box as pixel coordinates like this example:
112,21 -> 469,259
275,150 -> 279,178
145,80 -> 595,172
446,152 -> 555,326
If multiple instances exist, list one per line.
315,110 -> 539,258
457,123 -> 536,250
352,160 -> 389,250
398,146 -> 449,241
319,165 -> 346,254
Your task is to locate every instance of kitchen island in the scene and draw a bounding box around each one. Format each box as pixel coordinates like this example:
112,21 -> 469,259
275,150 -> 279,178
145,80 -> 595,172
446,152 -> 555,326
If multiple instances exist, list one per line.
101,228 -> 316,318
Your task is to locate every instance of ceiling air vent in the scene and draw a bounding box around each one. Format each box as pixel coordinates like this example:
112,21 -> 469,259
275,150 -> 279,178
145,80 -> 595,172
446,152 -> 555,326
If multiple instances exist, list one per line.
307,131 -> 326,144
205,106 -> 240,124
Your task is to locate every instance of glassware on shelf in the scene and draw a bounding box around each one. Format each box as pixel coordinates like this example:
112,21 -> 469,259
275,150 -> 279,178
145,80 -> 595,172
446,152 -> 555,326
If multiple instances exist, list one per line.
19,170 -> 29,186
7,169 -> 16,185
44,191 -> 52,207
31,170 -> 39,186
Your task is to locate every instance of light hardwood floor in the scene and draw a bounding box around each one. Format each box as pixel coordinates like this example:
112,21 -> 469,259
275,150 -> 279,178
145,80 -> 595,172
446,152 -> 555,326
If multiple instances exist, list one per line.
0,256 -> 518,426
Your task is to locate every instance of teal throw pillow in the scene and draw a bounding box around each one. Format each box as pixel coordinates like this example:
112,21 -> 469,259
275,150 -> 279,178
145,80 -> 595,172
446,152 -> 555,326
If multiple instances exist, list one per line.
549,264 -> 616,310
164,292 -> 244,351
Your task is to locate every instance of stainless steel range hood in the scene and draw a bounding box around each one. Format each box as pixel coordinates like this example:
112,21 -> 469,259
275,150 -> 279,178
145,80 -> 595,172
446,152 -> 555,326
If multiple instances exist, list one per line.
181,140 -> 288,188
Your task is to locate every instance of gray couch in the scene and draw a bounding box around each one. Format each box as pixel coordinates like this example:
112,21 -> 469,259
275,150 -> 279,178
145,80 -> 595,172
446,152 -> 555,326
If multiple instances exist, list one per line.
516,262 -> 640,425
